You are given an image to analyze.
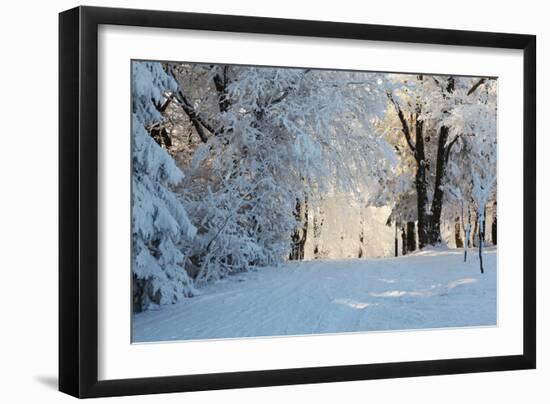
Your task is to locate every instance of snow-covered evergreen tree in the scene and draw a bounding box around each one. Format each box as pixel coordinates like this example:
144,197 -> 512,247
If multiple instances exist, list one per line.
132,62 -> 197,311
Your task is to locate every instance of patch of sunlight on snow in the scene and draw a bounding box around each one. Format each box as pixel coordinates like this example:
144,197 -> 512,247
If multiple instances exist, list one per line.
370,290 -> 427,297
331,298 -> 378,310
447,278 -> 478,289
412,248 -> 462,257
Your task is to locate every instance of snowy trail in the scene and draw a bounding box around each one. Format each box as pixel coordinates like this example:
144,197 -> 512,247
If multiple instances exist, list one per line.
133,248 -> 496,342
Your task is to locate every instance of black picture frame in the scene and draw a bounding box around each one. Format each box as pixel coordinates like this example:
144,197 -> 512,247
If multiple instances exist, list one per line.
59,5 -> 536,398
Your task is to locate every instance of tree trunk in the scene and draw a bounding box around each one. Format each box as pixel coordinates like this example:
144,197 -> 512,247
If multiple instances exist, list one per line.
289,197 -> 308,260
413,106 -> 452,248
478,240 -> 484,273
359,213 -> 365,258
394,221 -> 399,257
414,115 -> 430,249
467,206 -> 472,248
461,203 -> 468,262
478,211 -> 485,274
472,214 -> 479,248
212,65 -> 231,113
312,209 -> 323,259
479,206 -> 487,243
427,125 -> 450,245
464,222 -> 470,262
300,197 -> 308,260
454,216 -> 463,248
401,226 -> 408,255
406,221 -> 416,252
492,212 -> 497,246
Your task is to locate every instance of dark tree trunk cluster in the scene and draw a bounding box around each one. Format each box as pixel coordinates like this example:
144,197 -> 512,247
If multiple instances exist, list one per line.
388,76 -> 487,249
388,85 -> 455,249
397,221 -> 416,256
406,222 -> 417,253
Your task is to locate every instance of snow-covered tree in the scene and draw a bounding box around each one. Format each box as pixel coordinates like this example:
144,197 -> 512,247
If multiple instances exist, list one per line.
132,62 -> 197,311
159,64 -> 393,283
384,75 -> 496,249
131,60 -> 498,312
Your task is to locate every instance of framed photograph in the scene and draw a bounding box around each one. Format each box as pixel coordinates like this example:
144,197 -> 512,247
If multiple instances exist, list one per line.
59,6 -> 536,398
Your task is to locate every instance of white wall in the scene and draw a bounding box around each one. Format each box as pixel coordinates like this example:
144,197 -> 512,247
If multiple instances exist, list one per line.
0,0 -> 546,403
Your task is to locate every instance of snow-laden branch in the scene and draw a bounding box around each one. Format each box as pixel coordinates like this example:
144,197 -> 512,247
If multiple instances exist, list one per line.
168,66 -> 221,143
386,90 -> 416,156
467,78 -> 486,96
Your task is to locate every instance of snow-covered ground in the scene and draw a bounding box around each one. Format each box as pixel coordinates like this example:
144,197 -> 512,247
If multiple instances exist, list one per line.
132,247 -> 496,343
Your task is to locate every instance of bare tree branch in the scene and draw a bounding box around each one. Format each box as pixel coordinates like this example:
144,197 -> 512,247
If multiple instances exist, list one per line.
387,90 -> 416,155
467,78 -> 486,96
270,90 -> 290,105
212,65 -> 231,113
444,135 -> 460,164
167,66 -> 221,143
172,92 -> 215,143
154,96 -> 172,113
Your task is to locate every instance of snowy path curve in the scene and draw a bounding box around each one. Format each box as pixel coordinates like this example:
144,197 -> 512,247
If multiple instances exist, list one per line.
133,248 -> 496,342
